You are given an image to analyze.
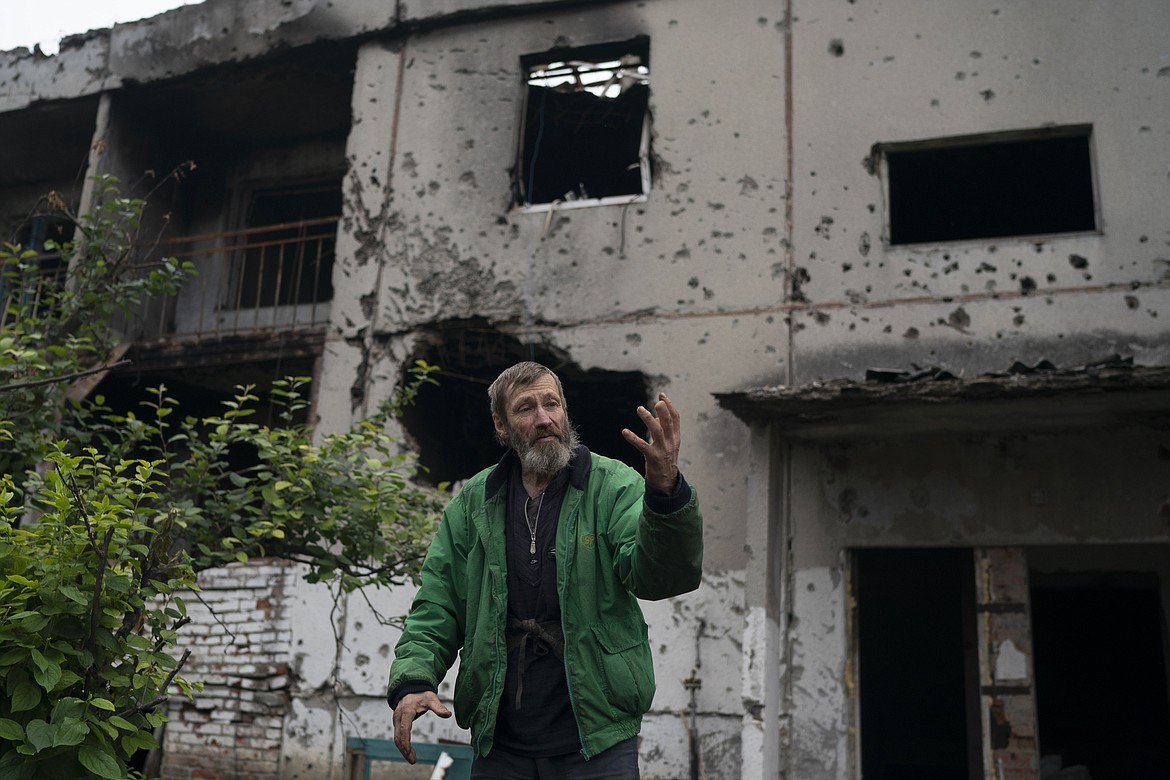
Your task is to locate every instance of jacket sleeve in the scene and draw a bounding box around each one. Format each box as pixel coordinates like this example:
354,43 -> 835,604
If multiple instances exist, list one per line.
608,466 -> 704,601
386,494 -> 469,699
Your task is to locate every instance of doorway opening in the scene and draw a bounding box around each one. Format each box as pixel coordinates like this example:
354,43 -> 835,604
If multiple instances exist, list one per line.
1031,572 -> 1170,780
854,548 -> 982,780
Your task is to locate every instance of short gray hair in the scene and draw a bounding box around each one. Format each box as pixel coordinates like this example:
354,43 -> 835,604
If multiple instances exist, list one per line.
488,361 -> 566,422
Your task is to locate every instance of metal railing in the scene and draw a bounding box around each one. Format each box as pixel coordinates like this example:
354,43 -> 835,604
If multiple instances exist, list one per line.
1,252 -> 67,327
137,216 -> 338,341
3,217 -> 337,344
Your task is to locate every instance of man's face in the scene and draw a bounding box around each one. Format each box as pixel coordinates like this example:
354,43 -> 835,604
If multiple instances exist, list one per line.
494,375 -> 577,476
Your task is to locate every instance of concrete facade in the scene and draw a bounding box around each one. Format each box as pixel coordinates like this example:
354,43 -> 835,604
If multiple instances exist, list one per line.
2,1 -> 1168,778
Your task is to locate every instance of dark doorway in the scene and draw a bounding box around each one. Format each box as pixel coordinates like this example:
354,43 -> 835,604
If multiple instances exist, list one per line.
855,548 -> 981,780
233,183 -> 340,308
1031,576 -> 1170,780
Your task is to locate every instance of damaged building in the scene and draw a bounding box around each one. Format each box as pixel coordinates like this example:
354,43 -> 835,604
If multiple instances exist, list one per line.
2,0 -> 1169,778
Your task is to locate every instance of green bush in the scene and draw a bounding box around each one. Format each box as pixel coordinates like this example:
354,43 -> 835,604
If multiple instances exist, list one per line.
0,449 -> 196,779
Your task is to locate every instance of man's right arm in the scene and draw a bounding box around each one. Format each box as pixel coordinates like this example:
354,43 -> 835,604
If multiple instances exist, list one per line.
386,498 -> 468,759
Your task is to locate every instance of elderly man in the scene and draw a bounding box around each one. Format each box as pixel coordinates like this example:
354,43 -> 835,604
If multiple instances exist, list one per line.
387,361 -> 703,779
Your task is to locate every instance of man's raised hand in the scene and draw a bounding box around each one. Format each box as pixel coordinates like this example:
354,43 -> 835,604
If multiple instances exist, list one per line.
622,392 -> 682,494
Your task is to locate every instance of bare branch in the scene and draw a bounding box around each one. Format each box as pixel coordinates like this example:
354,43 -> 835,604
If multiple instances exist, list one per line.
0,360 -> 131,395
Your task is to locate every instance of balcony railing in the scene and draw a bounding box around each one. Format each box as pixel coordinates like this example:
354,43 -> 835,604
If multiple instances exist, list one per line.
3,217 -> 337,345
137,216 -> 338,342
1,251 -> 67,327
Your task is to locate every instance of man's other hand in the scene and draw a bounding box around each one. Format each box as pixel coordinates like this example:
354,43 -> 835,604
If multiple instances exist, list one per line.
392,691 -> 452,764
623,392 -> 682,494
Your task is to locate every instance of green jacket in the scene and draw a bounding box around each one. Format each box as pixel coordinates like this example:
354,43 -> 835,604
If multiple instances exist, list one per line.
387,447 -> 703,759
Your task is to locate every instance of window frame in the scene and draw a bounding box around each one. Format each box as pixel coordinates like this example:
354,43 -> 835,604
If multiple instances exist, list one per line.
512,37 -> 652,214
877,124 -> 1100,247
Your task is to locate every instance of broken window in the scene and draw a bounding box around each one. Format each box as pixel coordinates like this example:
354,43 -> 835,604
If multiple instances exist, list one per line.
398,322 -> 648,486
228,183 -> 339,310
882,126 -> 1096,245
516,37 -> 651,208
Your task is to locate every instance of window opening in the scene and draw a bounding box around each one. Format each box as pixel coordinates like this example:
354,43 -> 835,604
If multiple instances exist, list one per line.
854,548 -> 982,780
517,37 -> 651,208
883,126 -> 1096,245
230,183 -> 339,310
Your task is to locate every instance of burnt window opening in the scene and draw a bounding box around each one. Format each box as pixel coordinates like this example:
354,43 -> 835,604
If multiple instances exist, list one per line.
884,127 -> 1096,245
229,183 -> 340,310
516,37 -> 651,208
855,548 -> 982,780
398,324 -> 650,486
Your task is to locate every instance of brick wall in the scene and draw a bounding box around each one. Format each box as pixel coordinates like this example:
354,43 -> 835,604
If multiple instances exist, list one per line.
975,547 -> 1040,780
161,559 -> 295,780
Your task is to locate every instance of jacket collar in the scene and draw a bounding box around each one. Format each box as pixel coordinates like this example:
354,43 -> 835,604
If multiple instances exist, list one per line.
484,444 -> 591,499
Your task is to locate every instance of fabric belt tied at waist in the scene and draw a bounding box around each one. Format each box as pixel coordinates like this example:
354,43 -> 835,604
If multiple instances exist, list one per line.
506,618 -> 565,710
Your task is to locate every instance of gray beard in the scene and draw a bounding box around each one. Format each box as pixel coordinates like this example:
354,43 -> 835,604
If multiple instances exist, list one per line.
514,425 -> 580,477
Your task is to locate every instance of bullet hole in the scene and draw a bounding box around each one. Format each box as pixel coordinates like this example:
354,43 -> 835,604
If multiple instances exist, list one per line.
1019,276 -> 1037,294
829,39 -> 845,57
839,487 -> 857,521
625,333 -> 642,345
1125,295 -> 1140,309
688,277 -> 700,288
858,232 -> 871,256
946,306 -> 971,331
977,262 -> 997,273
862,151 -> 879,175
790,266 -> 811,303
813,310 -> 831,325
1013,314 -> 1025,326
1069,254 -> 1089,269
980,89 -> 996,101
1046,273 -> 1056,283
815,216 -> 834,238
903,327 -> 919,339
